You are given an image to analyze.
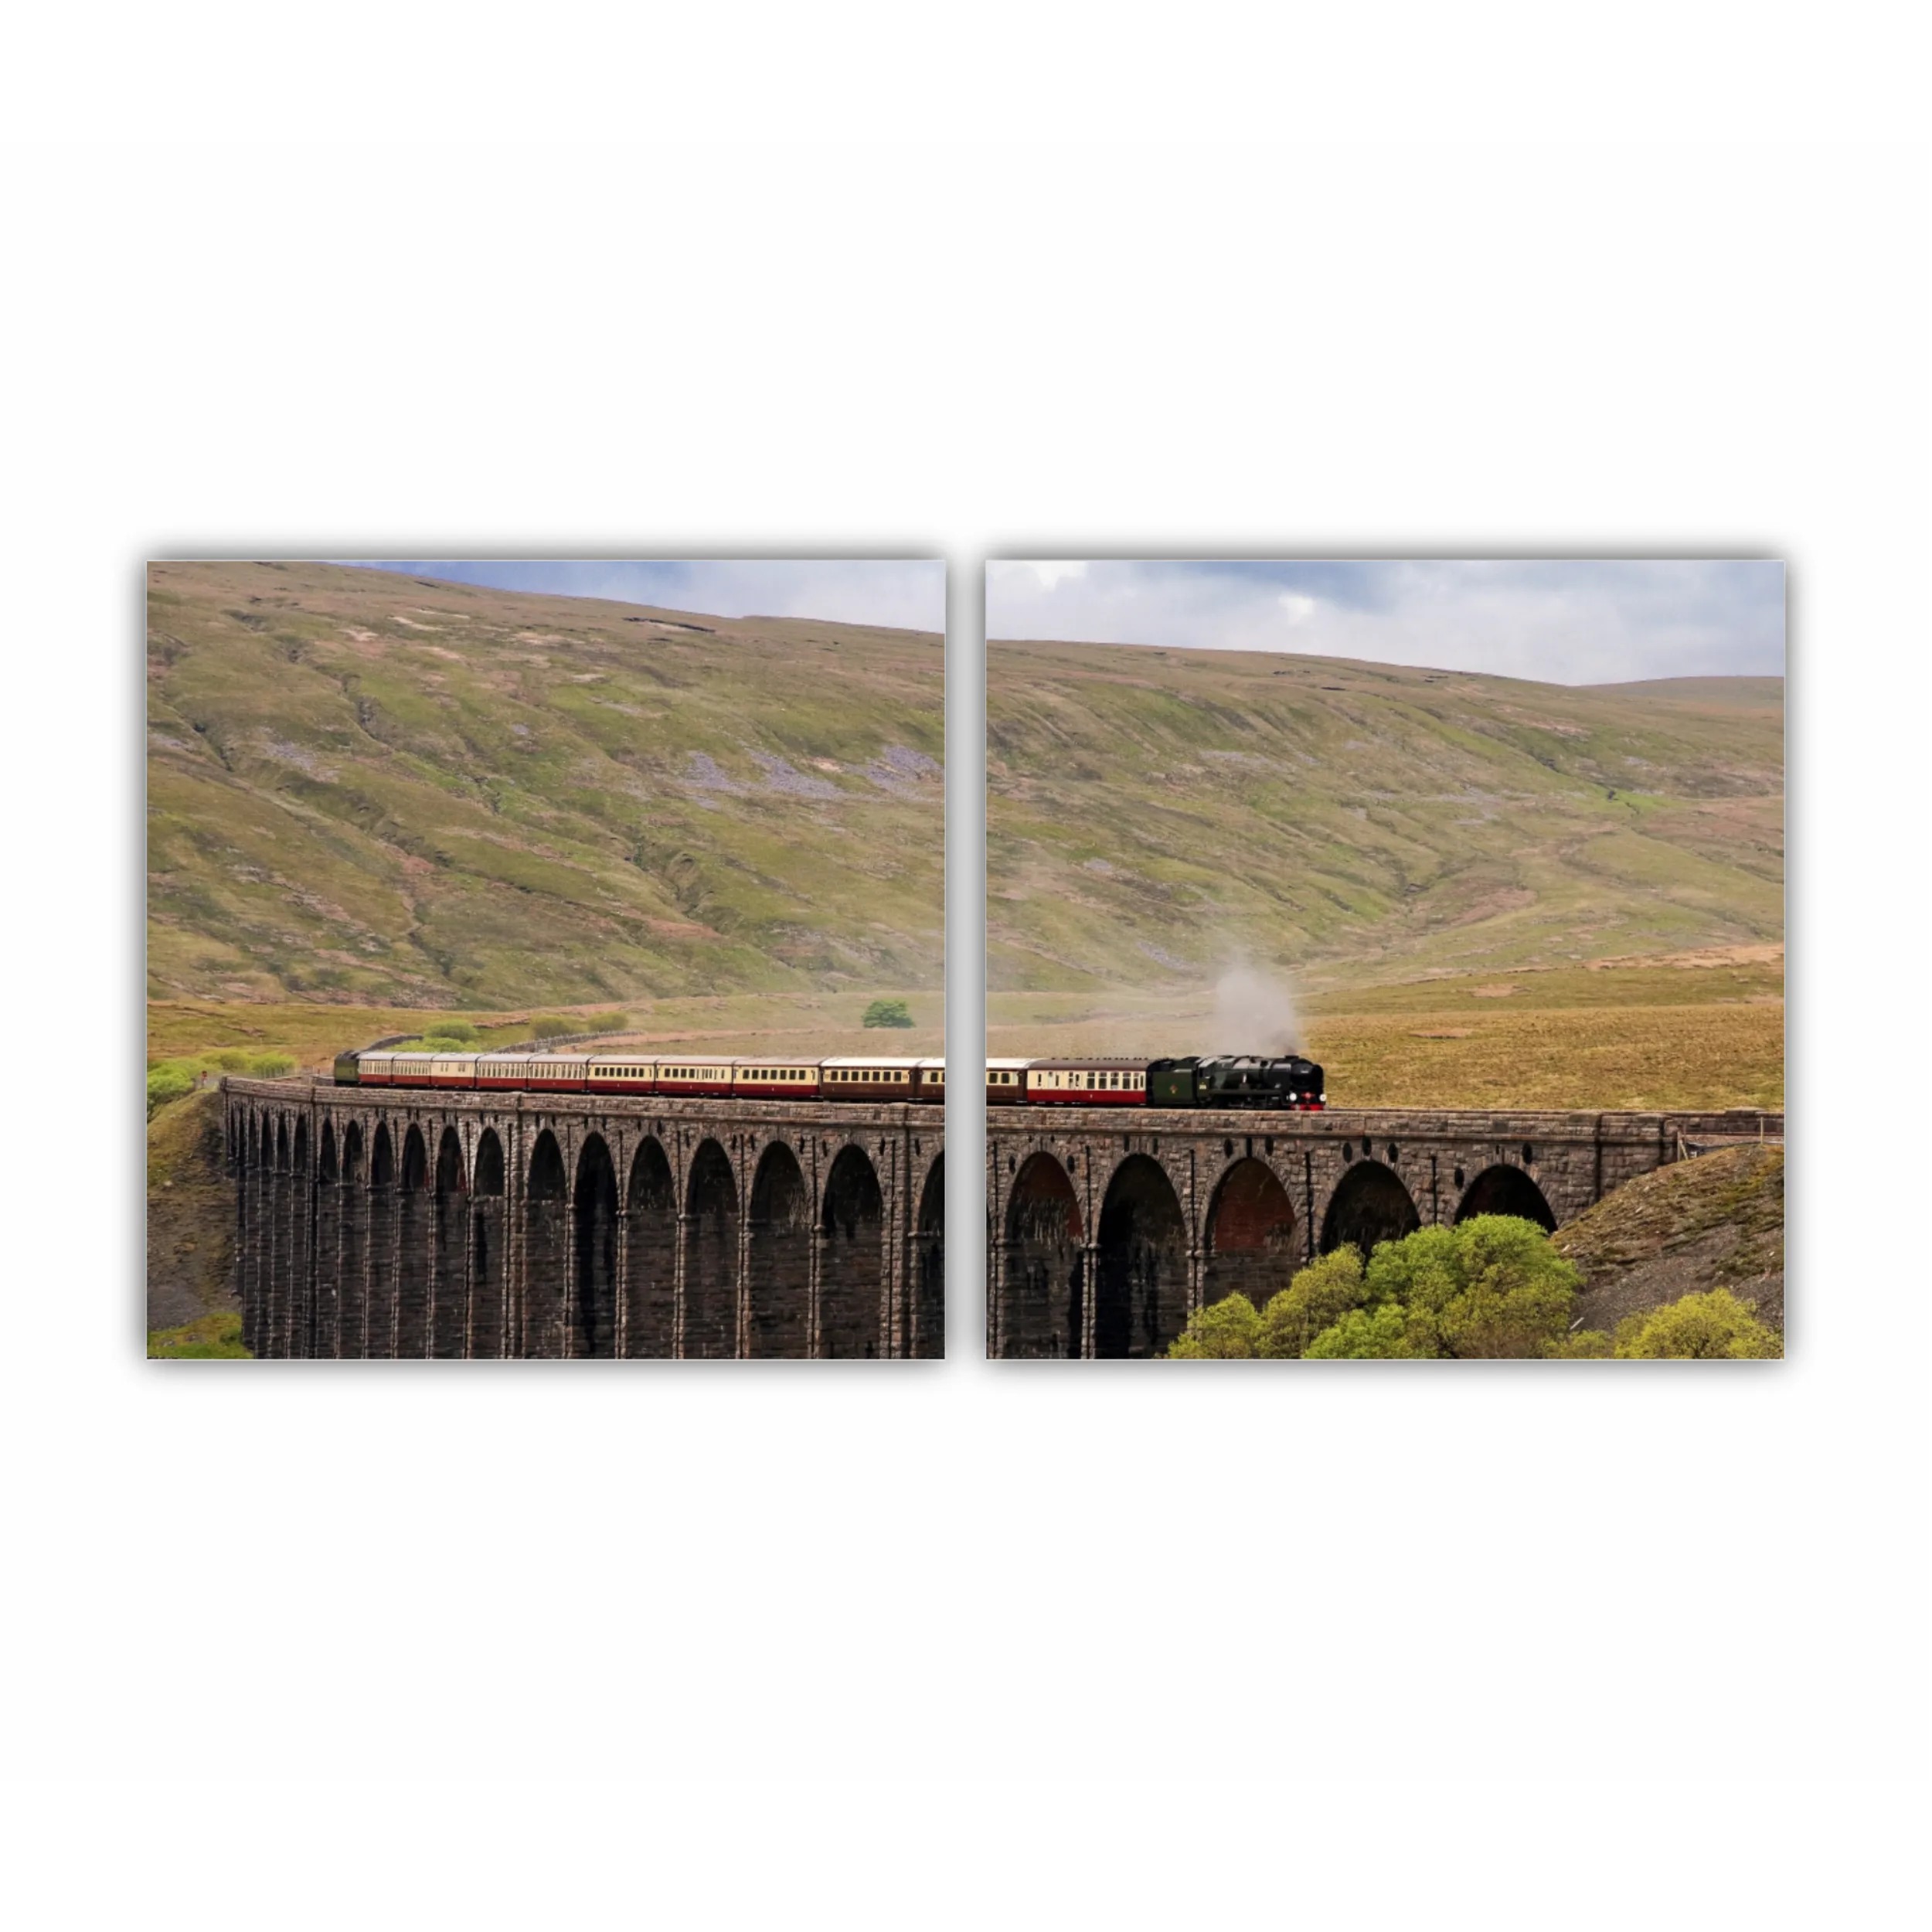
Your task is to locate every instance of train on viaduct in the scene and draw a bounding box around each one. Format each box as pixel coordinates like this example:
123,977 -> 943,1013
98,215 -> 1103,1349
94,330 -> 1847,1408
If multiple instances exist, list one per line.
222,1077 -> 945,1359
222,1075 -> 1779,1360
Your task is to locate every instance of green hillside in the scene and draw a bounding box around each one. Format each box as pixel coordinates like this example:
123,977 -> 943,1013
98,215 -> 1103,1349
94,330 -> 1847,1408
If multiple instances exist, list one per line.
148,563 -> 944,1008
987,638 -> 1783,995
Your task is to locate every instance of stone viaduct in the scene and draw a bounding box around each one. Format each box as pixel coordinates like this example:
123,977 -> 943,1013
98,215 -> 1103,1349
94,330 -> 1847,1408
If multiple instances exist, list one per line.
985,1104 -> 1783,1358
222,1077 -> 944,1359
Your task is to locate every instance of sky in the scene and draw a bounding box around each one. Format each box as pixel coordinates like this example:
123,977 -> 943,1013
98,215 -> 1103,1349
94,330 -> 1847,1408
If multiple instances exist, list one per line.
345,560 -> 946,634
984,560 -> 1786,684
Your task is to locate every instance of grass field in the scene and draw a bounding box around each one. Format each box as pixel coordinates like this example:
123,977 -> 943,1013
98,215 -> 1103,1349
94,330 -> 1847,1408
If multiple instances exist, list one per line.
988,954 -> 1783,1111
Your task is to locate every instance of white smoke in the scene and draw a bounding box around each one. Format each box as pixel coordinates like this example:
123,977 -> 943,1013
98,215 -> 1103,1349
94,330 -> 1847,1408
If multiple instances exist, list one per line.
1212,965 -> 1304,1056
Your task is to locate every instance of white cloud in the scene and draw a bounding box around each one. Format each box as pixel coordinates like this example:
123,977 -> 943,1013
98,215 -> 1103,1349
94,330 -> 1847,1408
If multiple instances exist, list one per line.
992,560 -> 1088,591
985,560 -> 1784,683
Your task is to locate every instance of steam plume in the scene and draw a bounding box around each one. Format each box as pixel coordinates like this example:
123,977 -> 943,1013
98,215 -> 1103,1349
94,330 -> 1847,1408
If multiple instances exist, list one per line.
1212,965 -> 1303,1056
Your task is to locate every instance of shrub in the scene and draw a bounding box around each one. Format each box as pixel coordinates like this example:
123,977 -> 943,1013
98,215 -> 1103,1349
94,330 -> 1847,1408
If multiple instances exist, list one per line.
1168,1294 -> 1262,1357
1257,1247 -> 1371,1356
423,1019 -> 479,1044
148,1310 -> 251,1359
1304,1303 -> 1427,1359
1366,1215 -> 1581,1359
529,1014 -> 578,1040
147,1063 -> 195,1118
1164,1214 -> 1583,1360
862,998 -> 914,1029
1614,1288 -> 1781,1359
583,1010 -> 628,1035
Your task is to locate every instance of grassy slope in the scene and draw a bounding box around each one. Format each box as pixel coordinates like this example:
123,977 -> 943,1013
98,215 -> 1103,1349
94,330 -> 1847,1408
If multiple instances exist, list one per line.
987,638 -> 1783,993
987,637 -> 1782,1108
147,1087 -> 236,1332
1556,1144 -> 1784,1336
148,562 -> 944,1010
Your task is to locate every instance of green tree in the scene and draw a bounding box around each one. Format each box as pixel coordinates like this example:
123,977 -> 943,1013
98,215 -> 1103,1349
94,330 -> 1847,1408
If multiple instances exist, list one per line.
862,998 -> 913,1029
1614,1288 -> 1781,1359
1304,1303 -> 1427,1359
1168,1294 -> 1262,1357
1256,1247 -> 1371,1357
1359,1215 -> 1582,1359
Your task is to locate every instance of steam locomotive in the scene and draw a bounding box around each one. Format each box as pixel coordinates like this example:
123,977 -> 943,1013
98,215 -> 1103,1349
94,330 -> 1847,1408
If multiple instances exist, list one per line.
333,1049 -> 1325,1109
986,1054 -> 1325,1109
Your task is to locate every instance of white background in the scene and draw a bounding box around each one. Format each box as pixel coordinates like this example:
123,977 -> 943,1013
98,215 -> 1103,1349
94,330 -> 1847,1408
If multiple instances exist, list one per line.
2,15 -> 1927,1927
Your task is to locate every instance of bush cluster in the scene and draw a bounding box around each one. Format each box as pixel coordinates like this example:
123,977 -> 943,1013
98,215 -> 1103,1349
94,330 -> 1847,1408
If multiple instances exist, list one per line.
1165,1216 -> 1780,1360
862,998 -> 914,1029
147,1050 -> 297,1119
147,1311 -> 251,1359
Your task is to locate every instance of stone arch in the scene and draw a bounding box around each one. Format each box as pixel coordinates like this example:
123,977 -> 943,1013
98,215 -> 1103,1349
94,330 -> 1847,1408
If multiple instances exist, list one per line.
1454,1164 -> 1556,1233
338,1121 -> 367,1357
821,1144 -> 884,1358
275,1116 -> 290,1169
1204,1157 -> 1299,1311
1001,1151 -> 1083,1359
431,1127 -> 468,1358
318,1119 -> 338,1182
747,1141 -> 811,1357
624,1138 -> 675,1357
1319,1159 -> 1420,1259
395,1124 -> 431,1355
1095,1154 -> 1188,1358
913,1153 -> 944,1359
683,1139 -> 740,1358
470,1128 -> 506,1359
523,1129 -> 568,1358
572,1134 -> 620,1358
292,1116 -> 308,1173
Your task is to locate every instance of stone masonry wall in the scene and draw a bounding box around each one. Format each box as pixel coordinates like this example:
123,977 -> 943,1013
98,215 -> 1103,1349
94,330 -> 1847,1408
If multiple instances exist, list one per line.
223,1078 -> 946,1361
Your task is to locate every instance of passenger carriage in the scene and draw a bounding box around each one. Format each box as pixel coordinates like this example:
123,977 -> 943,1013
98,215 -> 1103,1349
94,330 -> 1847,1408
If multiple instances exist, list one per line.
656,1057 -> 736,1097
731,1059 -> 821,1100
585,1056 -> 658,1094
821,1055 -> 927,1101
985,1057 -> 1029,1104
1024,1059 -> 1150,1105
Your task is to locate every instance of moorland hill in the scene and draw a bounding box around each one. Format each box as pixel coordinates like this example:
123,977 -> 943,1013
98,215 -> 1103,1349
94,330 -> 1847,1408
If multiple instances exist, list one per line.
148,563 -> 944,1007
987,637 -> 1783,995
